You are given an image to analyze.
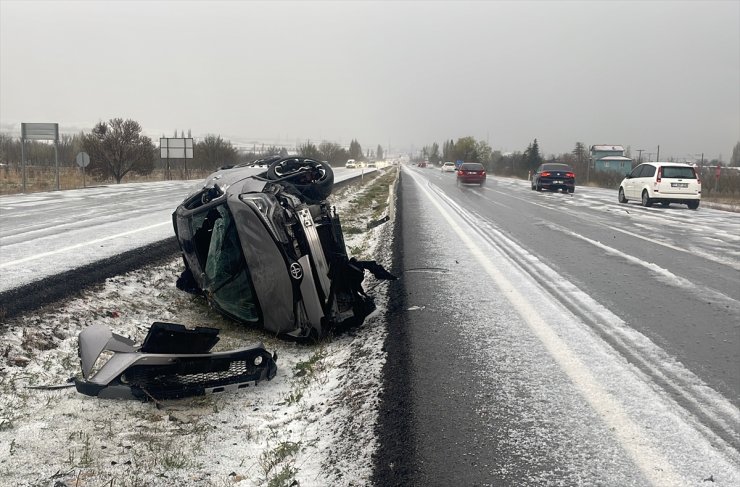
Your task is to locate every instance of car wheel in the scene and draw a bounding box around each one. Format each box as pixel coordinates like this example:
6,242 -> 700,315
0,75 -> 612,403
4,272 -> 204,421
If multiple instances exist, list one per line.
267,157 -> 334,202
568,188 -> 574,194
641,190 -> 653,207
687,200 -> 700,210
536,184 -> 542,192
618,188 -> 627,203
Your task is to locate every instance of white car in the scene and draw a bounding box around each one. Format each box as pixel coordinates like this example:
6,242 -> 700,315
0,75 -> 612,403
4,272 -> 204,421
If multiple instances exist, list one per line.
618,162 -> 701,209
441,162 -> 456,172
345,159 -> 357,169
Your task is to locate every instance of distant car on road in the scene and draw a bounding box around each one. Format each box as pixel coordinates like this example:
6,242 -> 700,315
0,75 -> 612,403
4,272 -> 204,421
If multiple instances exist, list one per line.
417,161 -> 428,168
531,163 -> 575,193
457,162 -> 486,186
345,159 -> 357,168
367,161 -> 377,168
618,162 -> 701,209
441,162 -> 456,172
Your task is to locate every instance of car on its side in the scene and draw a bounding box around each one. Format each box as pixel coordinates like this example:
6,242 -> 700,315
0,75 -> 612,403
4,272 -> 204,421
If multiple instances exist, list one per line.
441,161 -> 456,172
345,159 -> 357,168
618,162 -> 701,209
457,162 -> 486,186
531,163 -> 575,193
172,157 -> 394,339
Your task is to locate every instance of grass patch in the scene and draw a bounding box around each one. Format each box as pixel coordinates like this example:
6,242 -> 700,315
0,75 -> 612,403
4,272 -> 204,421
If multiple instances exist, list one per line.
259,440 -> 301,485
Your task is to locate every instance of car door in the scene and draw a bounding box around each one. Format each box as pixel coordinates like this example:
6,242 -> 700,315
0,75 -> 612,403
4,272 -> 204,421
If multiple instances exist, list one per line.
638,165 -> 656,197
624,165 -> 644,198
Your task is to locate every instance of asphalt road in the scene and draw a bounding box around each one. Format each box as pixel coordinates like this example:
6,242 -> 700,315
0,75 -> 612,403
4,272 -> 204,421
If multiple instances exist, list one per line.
374,166 -> 740,486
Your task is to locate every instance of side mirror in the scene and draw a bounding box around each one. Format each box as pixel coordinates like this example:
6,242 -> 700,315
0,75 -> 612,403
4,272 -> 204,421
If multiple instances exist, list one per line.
625,173 -> 631,179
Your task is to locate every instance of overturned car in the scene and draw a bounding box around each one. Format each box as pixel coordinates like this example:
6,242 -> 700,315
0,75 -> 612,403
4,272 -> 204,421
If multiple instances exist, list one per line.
172,157 -> 394,339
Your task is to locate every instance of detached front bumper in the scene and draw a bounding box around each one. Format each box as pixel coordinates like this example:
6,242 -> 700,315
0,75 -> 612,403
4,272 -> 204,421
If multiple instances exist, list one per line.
75,323 -> 277,401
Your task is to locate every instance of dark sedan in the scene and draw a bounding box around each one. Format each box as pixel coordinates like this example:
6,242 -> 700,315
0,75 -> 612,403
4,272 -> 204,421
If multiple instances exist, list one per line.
457,162 -> 487,186
531,163 -> 575,193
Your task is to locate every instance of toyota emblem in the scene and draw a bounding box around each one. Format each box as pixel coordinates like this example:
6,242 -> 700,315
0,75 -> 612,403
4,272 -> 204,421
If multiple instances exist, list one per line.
290,262 -> 303,280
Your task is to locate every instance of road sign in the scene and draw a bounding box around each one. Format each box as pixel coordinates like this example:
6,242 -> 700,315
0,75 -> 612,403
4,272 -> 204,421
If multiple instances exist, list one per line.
76,152 -> 90,168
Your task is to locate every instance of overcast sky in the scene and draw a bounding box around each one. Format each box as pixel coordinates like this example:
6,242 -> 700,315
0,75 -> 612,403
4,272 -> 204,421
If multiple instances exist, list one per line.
1,0 -> 738,160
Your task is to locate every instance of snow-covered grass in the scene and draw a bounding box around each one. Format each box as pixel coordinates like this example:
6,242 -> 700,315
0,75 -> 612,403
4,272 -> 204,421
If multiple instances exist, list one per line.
0,170 -> 397,487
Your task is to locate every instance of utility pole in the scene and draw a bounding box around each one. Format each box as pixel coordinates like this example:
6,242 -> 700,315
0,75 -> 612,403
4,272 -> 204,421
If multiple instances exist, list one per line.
637,149 -> 645,163
656,145 -> 660,162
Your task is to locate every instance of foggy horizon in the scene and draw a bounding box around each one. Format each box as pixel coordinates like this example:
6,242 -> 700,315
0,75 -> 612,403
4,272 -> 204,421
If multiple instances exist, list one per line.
1,0 -> 738,161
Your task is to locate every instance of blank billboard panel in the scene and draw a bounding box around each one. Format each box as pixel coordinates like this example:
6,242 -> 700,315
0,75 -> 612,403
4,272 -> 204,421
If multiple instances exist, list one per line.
160,138 -> 193,158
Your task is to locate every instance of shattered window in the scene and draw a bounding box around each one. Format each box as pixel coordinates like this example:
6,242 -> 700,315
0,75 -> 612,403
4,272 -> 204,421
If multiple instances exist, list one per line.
202,205 -> 260,322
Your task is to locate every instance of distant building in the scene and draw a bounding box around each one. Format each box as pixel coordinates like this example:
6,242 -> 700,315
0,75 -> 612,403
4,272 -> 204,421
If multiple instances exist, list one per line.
590,145 -> 633,173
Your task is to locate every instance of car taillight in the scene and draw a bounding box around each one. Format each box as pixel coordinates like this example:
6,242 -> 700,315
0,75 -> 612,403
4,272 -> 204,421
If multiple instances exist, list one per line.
656,167 -> 662,183
566,172 -> 575,178
457,170 -> 463,175
541,172 -> 551,177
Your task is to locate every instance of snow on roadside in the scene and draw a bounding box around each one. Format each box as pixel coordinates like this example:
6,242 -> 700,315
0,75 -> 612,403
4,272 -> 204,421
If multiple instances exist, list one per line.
0,172 -> 396,487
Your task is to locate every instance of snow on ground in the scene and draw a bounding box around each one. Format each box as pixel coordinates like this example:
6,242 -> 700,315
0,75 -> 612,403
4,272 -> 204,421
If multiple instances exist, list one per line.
0,172 -> 395,487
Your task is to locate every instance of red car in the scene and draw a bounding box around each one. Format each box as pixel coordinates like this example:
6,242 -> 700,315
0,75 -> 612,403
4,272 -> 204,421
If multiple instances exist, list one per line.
457,162 -> 486,186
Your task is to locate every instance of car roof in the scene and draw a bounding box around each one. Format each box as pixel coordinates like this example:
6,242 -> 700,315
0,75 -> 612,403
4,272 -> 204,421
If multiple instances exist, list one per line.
642,162 -> 693,167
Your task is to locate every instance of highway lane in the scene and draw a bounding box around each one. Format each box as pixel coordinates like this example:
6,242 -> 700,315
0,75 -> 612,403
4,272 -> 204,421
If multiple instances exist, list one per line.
375,165 -> 739,486
421,165 -> 740,407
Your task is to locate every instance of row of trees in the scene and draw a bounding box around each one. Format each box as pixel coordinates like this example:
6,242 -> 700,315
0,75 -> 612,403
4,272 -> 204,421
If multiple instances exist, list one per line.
0,119 -> 382,184
419,136 -> 547,178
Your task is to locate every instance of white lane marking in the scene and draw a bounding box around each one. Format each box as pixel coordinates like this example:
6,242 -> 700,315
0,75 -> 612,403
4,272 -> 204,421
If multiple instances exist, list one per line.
0,222 -> 171,268
485,187 -> 740,271
542,222 -> 740,310
408,169 -> 684,486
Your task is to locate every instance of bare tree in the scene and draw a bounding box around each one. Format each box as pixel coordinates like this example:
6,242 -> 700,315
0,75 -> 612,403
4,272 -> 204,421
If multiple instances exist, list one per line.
82,118 -> 155,183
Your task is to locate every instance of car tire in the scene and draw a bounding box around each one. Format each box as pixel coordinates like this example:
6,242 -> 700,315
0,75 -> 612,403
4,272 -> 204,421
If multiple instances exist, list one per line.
641,190 -> 653,207
568,188 -> 574,194
267,157 -> 334,201
687,200 -> 700,210
618,188 -> 628,203
536,184 -> 542,192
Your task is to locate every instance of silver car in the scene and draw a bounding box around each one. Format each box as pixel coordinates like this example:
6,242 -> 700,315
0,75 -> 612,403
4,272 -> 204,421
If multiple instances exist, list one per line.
173,157 -> 392,339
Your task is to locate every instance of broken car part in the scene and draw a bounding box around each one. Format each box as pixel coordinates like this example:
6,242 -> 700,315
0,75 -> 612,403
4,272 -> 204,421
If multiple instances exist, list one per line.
74,322 -> 277,400
173,157 -> 396,339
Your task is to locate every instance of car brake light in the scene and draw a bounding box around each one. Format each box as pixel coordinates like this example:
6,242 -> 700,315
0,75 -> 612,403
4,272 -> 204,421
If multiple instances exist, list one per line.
457,170 -> 463,175
656,167 -> 662,183
541,172 -> 551,177
566,172 -> 575,178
